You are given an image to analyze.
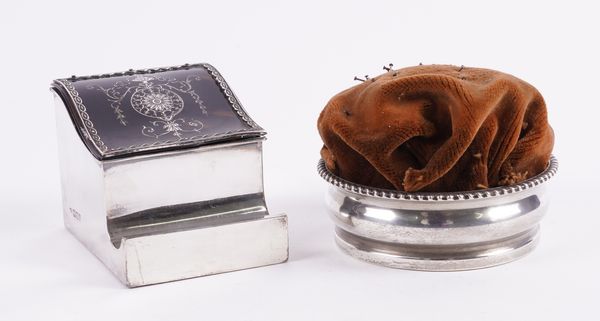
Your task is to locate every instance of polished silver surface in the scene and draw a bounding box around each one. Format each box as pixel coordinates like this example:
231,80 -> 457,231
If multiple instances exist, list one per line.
54,91 -> 288,287
318,157 -> 558,271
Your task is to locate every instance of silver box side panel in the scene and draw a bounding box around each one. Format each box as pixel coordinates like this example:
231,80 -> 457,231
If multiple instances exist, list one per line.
53,92 -> 127,281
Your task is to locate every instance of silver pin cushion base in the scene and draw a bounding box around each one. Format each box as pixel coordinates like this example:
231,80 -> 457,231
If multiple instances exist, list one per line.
318,156 -> 558,271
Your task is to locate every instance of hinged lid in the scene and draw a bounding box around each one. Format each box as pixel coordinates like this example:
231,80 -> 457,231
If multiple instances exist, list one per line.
52,63 -> 265,160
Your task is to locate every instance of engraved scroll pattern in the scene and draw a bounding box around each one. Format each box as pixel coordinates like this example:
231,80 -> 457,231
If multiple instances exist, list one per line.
89,74 -> 207,139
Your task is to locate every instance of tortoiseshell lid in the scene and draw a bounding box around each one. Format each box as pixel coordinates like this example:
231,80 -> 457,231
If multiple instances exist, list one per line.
52,64 -> 265,160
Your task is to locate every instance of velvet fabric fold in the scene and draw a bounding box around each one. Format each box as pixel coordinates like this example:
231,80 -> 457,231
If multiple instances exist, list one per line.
318,65 -> 554,192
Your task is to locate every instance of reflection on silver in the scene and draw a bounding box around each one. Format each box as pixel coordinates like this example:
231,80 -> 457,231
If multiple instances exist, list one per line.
318,157 -> 557,271
53,92 -> 288,287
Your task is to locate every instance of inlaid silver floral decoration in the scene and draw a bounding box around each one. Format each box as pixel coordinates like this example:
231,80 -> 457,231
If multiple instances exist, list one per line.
88,74 -> 207,139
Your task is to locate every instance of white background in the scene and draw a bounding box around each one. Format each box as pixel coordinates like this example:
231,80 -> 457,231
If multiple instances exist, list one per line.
1,1 -> 599,320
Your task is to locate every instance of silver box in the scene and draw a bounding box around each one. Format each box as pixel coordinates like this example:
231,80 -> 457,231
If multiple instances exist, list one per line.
51,64 -> 288,287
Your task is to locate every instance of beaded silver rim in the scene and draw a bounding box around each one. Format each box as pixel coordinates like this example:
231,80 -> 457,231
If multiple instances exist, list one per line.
317,155 -> 558,201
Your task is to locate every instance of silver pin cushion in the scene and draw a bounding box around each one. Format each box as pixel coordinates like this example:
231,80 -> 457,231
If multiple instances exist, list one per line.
318,156 -> 558,271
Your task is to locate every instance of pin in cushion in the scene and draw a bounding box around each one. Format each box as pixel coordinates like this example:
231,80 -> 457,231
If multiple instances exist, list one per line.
318,64 -> 557,270
51,63 -> 288,287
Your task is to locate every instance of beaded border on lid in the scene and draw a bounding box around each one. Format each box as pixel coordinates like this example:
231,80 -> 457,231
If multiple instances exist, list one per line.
53,63 -> 265,160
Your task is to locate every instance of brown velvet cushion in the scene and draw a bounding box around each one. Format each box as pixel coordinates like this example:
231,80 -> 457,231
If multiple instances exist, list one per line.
318,65 -> 554,192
